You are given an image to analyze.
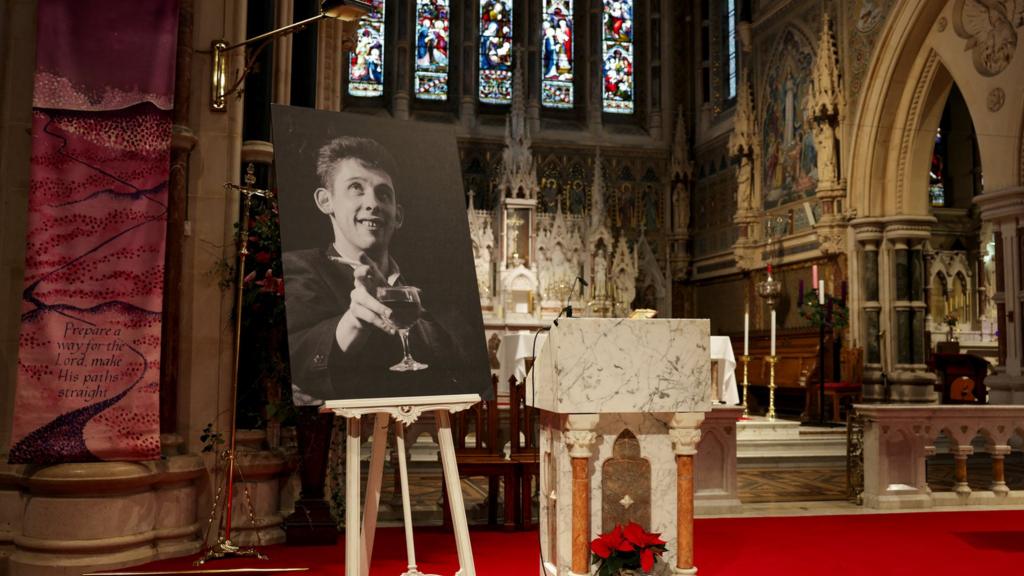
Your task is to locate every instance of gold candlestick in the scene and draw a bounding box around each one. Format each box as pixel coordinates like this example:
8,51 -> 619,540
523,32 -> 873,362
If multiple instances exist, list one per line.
766,355 -> 777,422
740,355 -> 751,417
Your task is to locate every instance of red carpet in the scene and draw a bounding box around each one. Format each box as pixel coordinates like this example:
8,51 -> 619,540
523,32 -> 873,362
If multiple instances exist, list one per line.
130,510 -> 1024,574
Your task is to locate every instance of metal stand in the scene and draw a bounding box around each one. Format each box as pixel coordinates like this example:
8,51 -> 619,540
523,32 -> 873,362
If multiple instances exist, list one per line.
766,355 -> 777,421
740,355 -> 751,417
324,395 -> 480,576
819,320 -> 827,426
195,167 -> 273,566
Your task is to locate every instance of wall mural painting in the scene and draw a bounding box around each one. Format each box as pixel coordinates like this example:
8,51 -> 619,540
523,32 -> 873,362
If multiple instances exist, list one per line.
761,29 -> 817,211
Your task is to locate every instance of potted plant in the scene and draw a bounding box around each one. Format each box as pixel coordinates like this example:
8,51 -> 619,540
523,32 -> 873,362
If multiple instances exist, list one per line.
590,521 -> 668,576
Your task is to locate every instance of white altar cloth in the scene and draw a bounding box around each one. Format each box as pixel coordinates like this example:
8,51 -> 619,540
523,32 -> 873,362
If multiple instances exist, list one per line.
710,335 -> 740,405
498,332 -> 546,396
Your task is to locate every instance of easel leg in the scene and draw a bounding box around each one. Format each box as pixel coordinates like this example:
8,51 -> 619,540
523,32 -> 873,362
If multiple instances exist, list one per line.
345,416 -> 361,576
396,423 -> 430,576
436,409 -> 476,576
361,412 -> 389,576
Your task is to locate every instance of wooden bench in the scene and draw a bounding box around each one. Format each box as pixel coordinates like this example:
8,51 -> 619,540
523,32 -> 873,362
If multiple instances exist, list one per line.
730,329 -> 834,421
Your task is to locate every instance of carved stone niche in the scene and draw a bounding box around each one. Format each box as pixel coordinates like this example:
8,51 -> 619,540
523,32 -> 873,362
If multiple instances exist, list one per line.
602,429 -> 652,532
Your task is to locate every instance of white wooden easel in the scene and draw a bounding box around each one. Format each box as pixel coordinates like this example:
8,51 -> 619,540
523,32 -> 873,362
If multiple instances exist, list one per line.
323,394 -> 480,576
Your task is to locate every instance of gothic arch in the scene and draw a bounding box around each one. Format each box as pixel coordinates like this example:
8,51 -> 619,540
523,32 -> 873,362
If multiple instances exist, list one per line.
849,0 -> 1024,218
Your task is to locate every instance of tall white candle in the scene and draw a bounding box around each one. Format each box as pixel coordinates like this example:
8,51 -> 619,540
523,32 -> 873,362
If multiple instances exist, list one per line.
818,279 -> 826,305
743,312 -> 750,356
770,309 -> 776,357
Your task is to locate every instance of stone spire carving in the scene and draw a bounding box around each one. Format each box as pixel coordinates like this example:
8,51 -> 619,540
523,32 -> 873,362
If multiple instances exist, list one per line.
671,107 -> 694,182
589,149 -> 607,230
807,12 -> 844,188
727,69 -> 756,159
669,107 -> 693,281
728,70 -> 760,270
807,12 -> 848,255
498,54 -> 538,200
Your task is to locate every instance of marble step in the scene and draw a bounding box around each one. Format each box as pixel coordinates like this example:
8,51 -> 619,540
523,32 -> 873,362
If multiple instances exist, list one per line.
736,417 -> 848,468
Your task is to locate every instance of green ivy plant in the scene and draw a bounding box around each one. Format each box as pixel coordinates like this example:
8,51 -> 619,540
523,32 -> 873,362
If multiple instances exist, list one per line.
799,289 -> 850,330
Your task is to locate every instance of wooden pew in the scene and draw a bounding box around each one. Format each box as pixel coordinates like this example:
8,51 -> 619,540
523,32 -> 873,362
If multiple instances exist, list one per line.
730,329 -> 834,420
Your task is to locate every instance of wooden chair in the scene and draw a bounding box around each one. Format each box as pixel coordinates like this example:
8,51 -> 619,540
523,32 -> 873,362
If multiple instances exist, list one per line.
509,375 -> 539,529
820,347 -> 863,423
443,374 -> 518,529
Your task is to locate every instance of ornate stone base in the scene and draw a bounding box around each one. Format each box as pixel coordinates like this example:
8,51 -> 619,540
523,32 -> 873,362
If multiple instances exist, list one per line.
2,456 -> 204,576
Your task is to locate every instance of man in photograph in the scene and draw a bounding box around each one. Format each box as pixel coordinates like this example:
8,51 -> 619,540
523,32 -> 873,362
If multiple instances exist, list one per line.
283,136 -> 460,404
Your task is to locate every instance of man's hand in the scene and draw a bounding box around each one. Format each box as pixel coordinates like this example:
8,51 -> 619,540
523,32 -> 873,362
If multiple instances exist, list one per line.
335,259 -> 397,353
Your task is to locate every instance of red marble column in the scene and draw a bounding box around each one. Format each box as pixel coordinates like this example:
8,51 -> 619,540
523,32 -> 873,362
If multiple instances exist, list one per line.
676,454 -> 695,571
571,456 -> 590,574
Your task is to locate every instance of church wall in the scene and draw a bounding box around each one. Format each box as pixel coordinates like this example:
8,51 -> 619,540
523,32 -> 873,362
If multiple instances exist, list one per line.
0,0 -> 35,459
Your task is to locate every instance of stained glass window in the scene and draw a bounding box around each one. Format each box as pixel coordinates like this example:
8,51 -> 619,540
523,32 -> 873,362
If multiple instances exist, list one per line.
479,0 -> 514,105
724,0 -> 738,101
930,127 -> 946,207
602,0 -> 634,114
348,0 -> 386,98
541,0 -> 574,109
415,0 -> 450,101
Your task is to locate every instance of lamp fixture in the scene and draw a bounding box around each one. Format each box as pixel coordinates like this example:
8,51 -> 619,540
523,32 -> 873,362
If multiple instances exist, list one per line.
210,0 -> 371,111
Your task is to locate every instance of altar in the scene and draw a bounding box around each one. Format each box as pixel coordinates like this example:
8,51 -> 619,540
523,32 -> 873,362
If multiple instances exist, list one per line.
528,318 -> 711,576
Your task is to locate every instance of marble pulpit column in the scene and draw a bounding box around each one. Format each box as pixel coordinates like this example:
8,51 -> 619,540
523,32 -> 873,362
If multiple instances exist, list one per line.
565,415 -> 599,576
669,414 -> 703,576
974,187 -> 1024,403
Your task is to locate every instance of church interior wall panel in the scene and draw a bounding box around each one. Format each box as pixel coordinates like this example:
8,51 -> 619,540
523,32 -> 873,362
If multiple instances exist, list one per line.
0,0 -> 36,458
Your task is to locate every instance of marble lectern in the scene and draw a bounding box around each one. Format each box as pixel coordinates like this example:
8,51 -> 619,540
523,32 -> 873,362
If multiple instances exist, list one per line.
527,318 -> 711,576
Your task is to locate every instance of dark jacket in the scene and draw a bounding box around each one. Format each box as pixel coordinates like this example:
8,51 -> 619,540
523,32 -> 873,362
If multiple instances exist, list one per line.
283,247 -> 461,404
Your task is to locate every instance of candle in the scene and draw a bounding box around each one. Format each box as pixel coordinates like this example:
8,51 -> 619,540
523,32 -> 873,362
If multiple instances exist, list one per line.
743,311 -> 750,356
770,309 -> 776,357
818,279 -> 825,305
798,280 -> 804,307
812,264 -> 818,287
767,263 -> 773,277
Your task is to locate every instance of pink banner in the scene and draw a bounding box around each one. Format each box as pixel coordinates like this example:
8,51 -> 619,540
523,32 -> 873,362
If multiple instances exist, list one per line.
9,1 -> 178,464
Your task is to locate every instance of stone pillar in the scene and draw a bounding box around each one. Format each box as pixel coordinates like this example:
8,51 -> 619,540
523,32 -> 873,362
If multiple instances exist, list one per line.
391,0 -> 411,120
853,219 -> 884,400
881,217 -> 937,402
669,413 -> 703,576
564,415 -> 597,576
974,187 -> 1024,403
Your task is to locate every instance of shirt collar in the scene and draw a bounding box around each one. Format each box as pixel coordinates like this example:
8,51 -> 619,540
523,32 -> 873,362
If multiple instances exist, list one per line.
326,245 -> 402,286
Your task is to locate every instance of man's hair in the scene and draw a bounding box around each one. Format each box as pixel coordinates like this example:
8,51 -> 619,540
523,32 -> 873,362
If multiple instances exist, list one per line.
316,136 -> 400,190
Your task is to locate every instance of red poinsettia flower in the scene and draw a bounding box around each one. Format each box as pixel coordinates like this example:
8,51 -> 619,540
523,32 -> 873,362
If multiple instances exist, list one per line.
590,524 -> 636,558
624,522 -> 666,548
592,522 -> 668,576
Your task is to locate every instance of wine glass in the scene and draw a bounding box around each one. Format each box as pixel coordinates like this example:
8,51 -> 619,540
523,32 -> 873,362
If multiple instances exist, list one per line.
376,285 -> 429,372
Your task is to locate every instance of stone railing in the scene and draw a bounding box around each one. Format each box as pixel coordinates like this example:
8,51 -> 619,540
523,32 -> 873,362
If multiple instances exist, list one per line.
694,405 -> 743,515
858,405 -> 1024,509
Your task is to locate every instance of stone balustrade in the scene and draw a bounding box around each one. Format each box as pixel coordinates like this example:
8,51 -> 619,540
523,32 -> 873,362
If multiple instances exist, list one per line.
858,405 -> 1024,509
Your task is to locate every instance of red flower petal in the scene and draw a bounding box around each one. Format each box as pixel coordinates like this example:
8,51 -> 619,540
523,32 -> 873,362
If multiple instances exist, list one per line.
624,522 -> 646,547
591,537 -> 612,559
641,548 -> 655,572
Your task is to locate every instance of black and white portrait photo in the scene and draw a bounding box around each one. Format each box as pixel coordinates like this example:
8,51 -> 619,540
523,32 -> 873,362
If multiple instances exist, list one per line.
271,106 -> 491,404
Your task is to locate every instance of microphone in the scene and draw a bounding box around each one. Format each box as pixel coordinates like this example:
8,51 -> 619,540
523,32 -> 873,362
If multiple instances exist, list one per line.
554,276 -> 587,326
